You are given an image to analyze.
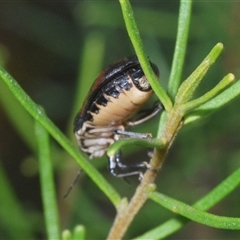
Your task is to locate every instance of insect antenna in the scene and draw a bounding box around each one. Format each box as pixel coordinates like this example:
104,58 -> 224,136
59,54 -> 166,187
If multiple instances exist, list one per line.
63,169 -> 82,198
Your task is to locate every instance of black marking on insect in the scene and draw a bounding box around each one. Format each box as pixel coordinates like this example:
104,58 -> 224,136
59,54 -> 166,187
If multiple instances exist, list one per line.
74,55 -> 162,178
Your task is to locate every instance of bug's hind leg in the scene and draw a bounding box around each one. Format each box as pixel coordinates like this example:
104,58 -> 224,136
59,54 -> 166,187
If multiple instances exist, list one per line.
108,151 -> 149,179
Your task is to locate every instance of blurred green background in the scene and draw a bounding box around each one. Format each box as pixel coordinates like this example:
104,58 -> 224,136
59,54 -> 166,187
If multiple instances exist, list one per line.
0,1 -> 240,239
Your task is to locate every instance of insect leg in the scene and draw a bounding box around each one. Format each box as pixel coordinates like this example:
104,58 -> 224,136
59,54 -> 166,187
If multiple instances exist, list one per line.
127,102 -> 163,126
108,151 -> 149,179
113,129 -> 152,139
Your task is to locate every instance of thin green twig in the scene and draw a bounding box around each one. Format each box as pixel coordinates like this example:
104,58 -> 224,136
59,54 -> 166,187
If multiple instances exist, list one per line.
119,0 -> 172,112
0,66 -> 121,207
107,138 -> 164,159
149,192 -> 240,230
168,0 -> 192,98
185,78 -> 240,124
175,43 -> 223,104
35,120 -> 60,239
0,74 -> 36,151
182,73 -> 235,112
135,162 -> 240,239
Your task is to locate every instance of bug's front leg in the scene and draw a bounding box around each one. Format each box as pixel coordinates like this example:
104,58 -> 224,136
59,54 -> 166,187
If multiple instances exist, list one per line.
108,151 -> 149,179
127,102 -> 163,126
113,129 -> 152,139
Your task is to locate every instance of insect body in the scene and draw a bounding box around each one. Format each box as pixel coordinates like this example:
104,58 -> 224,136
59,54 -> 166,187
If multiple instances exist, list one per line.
74,56 -> 162,178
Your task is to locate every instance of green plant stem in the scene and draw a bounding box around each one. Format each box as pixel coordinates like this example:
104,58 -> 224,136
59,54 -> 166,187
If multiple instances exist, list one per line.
73,225 -> 86,240
185,78 -> 240,124
107,148 -> 167,240
107,138 -> 164,158
35,120 -> 60,240
136,162 -> 240,239
62,230 -> 72,240
107,74 -> 183,240
0,66 -> 121,207
0,78 -> 36,152
149,192 -> 240,230
107,2 -> 190,238
182,73 -> 235,112
168,0 -> 192,98
175,43 -> 223,104
119,0 -> 172,112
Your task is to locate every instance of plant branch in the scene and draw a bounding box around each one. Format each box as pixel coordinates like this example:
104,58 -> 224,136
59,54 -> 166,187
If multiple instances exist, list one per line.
136,162 -> 240,239
107,1 -> 189,238
168,0 -> 192,98
119,0 -> 172,112
107,148 -> 166,239
181,73 -> 235,113
149,192 -> 240,230
107,137 -> 164,159
185,77 -> 240,124
35,120 -> 61,239
107,102 -> 184,239
175,43 -> 223,104
0,66 -> 121,207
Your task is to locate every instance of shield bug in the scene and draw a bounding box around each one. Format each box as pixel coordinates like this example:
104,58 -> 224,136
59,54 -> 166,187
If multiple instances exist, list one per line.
74,55 -> 162,178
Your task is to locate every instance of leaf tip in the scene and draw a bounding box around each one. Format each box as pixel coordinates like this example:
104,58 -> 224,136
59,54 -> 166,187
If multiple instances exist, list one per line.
228,73 -> 235,82
217,42 -> 224,50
